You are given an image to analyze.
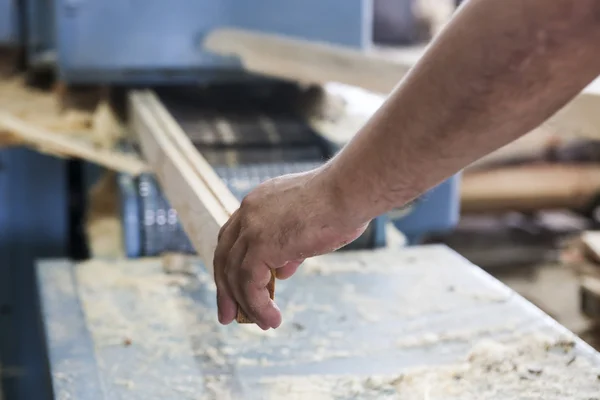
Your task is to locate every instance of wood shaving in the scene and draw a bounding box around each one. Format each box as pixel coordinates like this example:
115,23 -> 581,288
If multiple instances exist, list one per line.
0,76 -> 146,174
0,76 -> 93,135
252,334 -> 599,400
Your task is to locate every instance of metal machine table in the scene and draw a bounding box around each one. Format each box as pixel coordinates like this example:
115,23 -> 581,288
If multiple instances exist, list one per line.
37,245 -> 600,399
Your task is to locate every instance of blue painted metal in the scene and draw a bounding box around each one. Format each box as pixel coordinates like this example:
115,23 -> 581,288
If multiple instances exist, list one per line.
232,0 -> 372,48
24,0 -> 56,68
120,162 -> 387,257
0,0 -> 19,45
25,0 -> 370,83
117,173 -> 143,258
390,174 -> 462,244
36,260 -> 106,399
0,147 -> 69,400
35,249 -> 600,398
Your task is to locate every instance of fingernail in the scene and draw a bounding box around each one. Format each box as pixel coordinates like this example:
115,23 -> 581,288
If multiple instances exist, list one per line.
258,323 -> 269,331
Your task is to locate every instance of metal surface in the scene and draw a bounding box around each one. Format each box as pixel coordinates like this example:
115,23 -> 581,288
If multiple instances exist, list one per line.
37,245 -> 600,399
42,0 -> 370,83
0,147 -> 69,400
25,0 -> 56,69
390,174 -> 462,244
0,0 -> 19,45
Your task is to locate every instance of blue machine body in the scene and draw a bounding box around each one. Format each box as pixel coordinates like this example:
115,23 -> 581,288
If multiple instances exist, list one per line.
0,0 -> 19,45
390,174 -> 462,244
22,0 -> 372,83
0,148 -> 69,400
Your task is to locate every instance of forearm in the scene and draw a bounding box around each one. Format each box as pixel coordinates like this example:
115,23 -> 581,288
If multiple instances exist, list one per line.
322,0 -> 600,226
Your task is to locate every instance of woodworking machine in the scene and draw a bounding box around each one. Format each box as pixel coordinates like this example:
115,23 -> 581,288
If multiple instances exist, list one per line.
3,0 -> 461,252
0,2 -> 487,399
0,0 -> 19,46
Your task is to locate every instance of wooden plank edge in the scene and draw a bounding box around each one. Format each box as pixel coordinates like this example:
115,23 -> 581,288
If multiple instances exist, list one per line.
203,28 -> 413,95
139,91 -> 277,324
141,90 -> 240,214
461,164 -> 600,213
130,91 -> 269,324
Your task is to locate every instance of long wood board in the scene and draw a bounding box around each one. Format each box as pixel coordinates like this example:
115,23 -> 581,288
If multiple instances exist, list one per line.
461,164 -> 600,213
204,28 -> 600,145
203,28 -> 414,95
129,90 -> 274,324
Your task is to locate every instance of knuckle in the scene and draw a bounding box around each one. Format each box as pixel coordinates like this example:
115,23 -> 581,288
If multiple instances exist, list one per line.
240,193 -> 258,210
240,228 -> 262,244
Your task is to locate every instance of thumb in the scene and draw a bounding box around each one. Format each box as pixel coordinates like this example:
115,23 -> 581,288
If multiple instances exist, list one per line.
276,260 -> 304,280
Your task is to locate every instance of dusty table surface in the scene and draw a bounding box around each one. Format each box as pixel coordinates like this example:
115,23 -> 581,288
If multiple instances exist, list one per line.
37,245 -> 600,399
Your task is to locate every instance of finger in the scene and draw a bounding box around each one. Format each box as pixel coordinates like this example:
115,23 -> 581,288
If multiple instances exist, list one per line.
218,209 -> 239,241
238,253 -> 282,329
276,259 -> 304,280
214,215 -> 241,325
224,238 -> 259,324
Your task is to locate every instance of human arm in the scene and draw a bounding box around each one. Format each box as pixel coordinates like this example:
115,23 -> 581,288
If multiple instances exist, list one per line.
213,0 -> 600,330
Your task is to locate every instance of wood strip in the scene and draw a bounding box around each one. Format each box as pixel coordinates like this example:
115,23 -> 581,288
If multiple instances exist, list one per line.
0,111 -> 148,175
461,164 -> 600,213
130,91 -> 273,324
204,28 -> 600,150
545,79 -> 600,140
142,90 -> 240,215
203,28 -> 414,95
141,90 -> 275,323
582,231 -> 600,265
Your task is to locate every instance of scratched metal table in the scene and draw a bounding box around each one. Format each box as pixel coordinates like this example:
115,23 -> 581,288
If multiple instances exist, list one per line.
36,245 -> 600,399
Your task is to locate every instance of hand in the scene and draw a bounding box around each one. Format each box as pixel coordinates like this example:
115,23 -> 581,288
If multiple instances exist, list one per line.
213,167 -> 368,330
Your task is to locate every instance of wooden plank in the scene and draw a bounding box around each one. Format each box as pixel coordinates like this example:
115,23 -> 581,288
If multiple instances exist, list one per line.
582,231 -> 600,265
461,164 -> 600,213
130,91 -> 274,324
141,91 -> 240,215
203,28 -> 414,95
545,78 -> 600,141
0,111 -> 148,175
204,28 -> 600,152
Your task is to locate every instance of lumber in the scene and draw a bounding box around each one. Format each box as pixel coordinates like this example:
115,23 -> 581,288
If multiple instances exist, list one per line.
203,28 -> 414,95
0,111 -> 148,175
545,78 -> 600,141
129,90 -> 274,324
581,231 -> 600,265
205,28 -> 600,154
461,164 -> 600,213
141,91 -> 240,215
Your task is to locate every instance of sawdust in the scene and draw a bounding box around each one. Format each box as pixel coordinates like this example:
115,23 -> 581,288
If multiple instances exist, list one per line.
76,258 -> 199,350
0,76 -> 140,174
254,334 -> 599,400
0,76 -> 93,136
395,323 -> 519,349
63,255 -> 600,399
85,172 -> 124,258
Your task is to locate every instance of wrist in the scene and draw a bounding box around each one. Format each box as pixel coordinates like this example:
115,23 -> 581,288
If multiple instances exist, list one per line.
311,161 -> 376,231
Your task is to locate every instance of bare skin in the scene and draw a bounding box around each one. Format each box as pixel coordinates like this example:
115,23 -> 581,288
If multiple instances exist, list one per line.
213,0 -> 600,330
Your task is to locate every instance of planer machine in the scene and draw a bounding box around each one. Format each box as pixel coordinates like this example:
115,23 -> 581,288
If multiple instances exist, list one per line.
2,1 -> 599,399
